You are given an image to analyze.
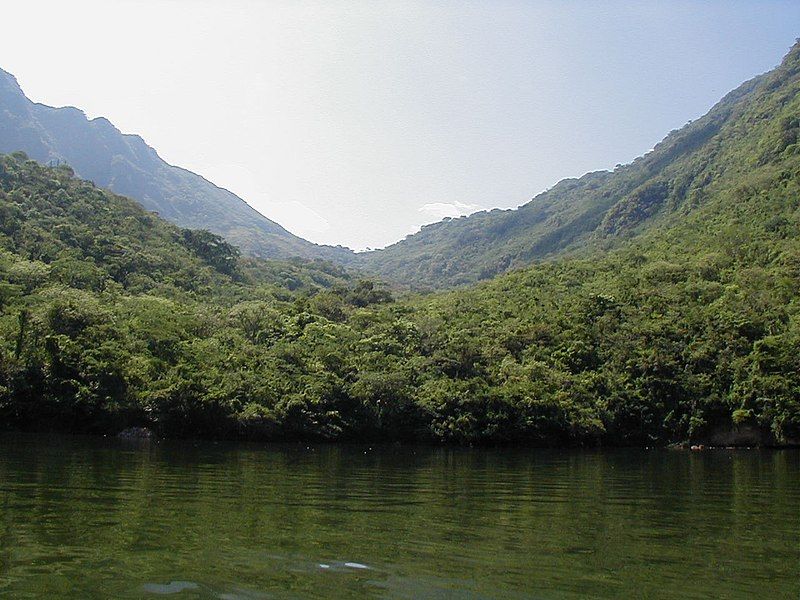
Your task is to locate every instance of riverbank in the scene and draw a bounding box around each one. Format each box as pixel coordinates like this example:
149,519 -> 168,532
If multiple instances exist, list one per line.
3,423 -> 799,449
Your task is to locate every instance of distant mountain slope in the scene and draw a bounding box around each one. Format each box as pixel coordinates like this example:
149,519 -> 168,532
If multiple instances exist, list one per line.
357,44 -> 798,288
0,67 -> 354,262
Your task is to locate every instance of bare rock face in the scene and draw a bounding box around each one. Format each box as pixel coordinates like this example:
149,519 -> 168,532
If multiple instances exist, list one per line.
117,427 -> 155,440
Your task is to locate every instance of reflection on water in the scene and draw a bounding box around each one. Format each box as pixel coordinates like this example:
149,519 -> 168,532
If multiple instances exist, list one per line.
0,434 -> 797,599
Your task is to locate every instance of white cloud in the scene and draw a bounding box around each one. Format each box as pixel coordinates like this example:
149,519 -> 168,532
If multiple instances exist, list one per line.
418,200 -> 482,222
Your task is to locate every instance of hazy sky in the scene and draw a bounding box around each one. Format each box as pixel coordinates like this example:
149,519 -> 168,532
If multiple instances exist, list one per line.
1,1 -> 799,250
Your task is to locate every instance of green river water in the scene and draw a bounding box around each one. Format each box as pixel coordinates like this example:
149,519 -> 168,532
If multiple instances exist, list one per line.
0,434 -> 797,599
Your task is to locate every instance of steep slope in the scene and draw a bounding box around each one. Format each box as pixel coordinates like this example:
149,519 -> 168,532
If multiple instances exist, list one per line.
2,96 -> 800,447
0,152 -> 353,299
358,44 -> 798,288
0,68 -> 354,262
2,43 -> 800,446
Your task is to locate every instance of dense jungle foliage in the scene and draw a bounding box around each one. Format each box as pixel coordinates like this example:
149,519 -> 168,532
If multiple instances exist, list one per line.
0,147 -> 798,445
1,43 -> 799,446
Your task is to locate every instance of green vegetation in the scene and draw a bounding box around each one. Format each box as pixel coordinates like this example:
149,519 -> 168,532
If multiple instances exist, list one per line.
1,44 -> 799,446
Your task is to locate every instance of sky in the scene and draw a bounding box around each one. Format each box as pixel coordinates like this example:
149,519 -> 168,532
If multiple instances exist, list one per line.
1,1 -> 799,251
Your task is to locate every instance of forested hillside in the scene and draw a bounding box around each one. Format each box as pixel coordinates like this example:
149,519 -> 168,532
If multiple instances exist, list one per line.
0,68 -> 354,262
1,115 -> 798,445
2,43 -> 800,446
358,43 -> 800,289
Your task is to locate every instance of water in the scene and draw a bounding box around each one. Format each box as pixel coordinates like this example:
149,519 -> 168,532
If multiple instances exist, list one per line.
0,435 -> 797,599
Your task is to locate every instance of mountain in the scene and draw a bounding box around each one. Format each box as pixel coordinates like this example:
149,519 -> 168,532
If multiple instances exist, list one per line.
0,67 -> 354,262
1,42 -> 799,446
357,44 -> 797,288
0,151 -> 355,297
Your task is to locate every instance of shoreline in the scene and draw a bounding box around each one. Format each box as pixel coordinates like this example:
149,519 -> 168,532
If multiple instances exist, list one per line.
2,428 -> 798,450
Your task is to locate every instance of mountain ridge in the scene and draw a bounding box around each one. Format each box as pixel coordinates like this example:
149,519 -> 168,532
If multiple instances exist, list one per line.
1,41 -> 799,445
355,50 -> 787,287
3,43 -> 798,288
0,67 -> 355,262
